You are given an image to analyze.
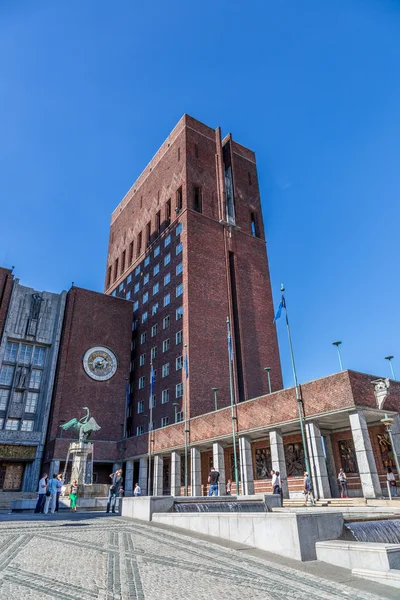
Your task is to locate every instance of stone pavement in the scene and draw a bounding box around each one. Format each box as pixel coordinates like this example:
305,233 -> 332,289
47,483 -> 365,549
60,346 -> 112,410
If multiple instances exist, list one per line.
0,512 -> 395,599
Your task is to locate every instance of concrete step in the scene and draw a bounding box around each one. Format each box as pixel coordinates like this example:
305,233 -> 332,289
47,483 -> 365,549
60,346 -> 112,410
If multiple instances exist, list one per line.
352,568 -> 400,589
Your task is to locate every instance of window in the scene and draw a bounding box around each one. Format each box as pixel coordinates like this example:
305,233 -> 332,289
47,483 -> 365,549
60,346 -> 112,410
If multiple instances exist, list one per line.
139,377 -> 145,389
162,363 -> 170,377
156,211 -> 161,234
143,292 -> 149,304
127,274 -> 132,284
151,395 -> 156,408
151,324 -> 158,337
176,223 -> 183,236
176,242 -> 183,255
194,186 -> 202,213
140,333 -> 147,344
114,258 -> 119,282
133,300 -> 139,311
153,264 -> 160,276
164,253 -> 171,266
250,212 -> 258,237
152,303 -> 158,316
164,294 -> 170,307
176,306 -> 183,320
25,392 -> 38,413
162,339 -> 170,352
166,199 -> 171,225
118,282 -> 124,292
138,401 -> 144,414
161,416 -> 169,427
144,256 -> 150,267
248,171 -> 252,186
154,245 -> 160,258
126,291 -> 131,300
142,312 -> 148,324
151,347 -> 157,360
163,315 -> 170,329
153,283 -> 159,295
176,411 -> 184,423
195,143 -> 199,158
140,354 -> 146,366
176,330 -> 183,345
146,221 -> 151,247
165,235 -> 171,247
134,282 -> 140,294
178,147 -> 181,162
176,284 -> 183,297
144,273 -> 149,285
121,250 -> 126,274
136,425 -> 144,435
176,356 -> 183,370
164,273 -> 170,286
107,266 -> 112,288
5,342 -> 18,362
111,290 -> 117,297
176,383 -> 183,398
6,419 -> 19,431
176,262 -> 183,275
128,241 -> 134,265
29,370 -> 42,390
162,389 -> 169,404
19,345 -> 33,365
0,365 -> 14,386
0,389 -> 9,410
176,187 -> 182,212
135,265 -> 141,276
21,420 -> 34,432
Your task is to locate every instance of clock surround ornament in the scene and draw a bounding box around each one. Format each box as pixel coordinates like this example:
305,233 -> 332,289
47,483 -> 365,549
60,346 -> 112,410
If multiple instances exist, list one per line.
83,346 -> 117,381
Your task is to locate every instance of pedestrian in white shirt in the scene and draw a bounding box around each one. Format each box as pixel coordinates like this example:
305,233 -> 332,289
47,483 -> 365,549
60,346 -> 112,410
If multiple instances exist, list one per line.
133,483 -> 141,497
34,473 -> 48,514
44,473 -> 59,514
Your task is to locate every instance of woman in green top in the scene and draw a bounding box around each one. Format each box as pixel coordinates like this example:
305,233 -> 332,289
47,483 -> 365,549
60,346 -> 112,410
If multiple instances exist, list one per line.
70,480 -> 78,512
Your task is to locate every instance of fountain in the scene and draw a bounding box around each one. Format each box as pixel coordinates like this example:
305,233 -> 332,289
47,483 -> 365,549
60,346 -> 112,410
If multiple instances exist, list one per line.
344,519 -> 400,544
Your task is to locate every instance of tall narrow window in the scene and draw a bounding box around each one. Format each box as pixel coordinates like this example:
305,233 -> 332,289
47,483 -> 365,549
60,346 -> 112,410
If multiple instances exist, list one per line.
250,212 -> 258,237
140,196 -> 143,208
178,147 -> 181,162
128,241 -> 134,265
195,144 -> 199,158
121,250 -> 126,274
156,211 -> 161,234
176,187 -> 183,213
146,221 -> 151,247
107,266 -> 112,288
114,259 -> 119,282
248,171 -> 252,186
166,199 -> 171,225
193,186 -> 202,213
137,232 -> 142,257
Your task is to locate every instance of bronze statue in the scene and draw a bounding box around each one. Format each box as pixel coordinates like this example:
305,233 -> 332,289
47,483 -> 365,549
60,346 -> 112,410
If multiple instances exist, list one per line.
61,407 -> 101,442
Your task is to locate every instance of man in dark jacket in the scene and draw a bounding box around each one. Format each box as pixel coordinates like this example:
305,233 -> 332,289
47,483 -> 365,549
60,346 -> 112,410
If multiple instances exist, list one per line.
106,469 -> 123,513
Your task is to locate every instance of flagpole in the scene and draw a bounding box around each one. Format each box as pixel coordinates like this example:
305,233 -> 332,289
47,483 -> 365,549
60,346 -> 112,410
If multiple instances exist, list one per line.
278,284 -> 312,483
147,360 -> 154,496
183,343 -> 189,496
227,317 -> 239,496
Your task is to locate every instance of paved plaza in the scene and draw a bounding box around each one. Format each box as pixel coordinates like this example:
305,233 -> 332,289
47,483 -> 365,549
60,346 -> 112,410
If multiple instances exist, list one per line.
0,512 -> 396,600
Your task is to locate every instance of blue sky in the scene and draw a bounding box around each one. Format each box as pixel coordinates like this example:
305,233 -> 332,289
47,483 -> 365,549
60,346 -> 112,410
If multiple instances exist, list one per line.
1,0 -> 399,388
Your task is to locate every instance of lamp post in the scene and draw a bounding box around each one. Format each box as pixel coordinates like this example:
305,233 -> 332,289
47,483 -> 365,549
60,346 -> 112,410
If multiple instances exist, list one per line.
381,414 -> 400,478
212,388 -> 218,411
385,356 -> 396,381
332,341 -> 343,371
173,402 -> 180,423
264,368 -> 272,394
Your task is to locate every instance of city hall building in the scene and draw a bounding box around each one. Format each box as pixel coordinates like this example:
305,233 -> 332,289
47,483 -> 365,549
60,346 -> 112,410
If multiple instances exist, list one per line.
0,115 -> 398,498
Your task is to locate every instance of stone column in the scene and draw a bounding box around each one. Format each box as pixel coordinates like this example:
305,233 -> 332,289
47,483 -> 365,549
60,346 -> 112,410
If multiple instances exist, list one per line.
170,451 -> 181,497
191,447 -> 201,496
390,414 -> 400,472
153,455 -> 163,496
306,422 -> 331,499
213,442 -> 226,496
138,457 -> 148,495
349,411 -> 381,498
239,436 -> 254,495
124,460 -> 134,496
269,429 -> 289,498
323,434 -> 339,498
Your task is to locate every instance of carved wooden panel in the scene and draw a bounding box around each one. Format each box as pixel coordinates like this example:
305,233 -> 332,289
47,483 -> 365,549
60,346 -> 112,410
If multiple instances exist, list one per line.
2,463 -> 24,490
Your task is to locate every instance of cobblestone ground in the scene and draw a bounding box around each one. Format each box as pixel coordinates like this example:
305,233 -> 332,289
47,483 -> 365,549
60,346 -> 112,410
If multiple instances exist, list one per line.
0,514 -> 385,600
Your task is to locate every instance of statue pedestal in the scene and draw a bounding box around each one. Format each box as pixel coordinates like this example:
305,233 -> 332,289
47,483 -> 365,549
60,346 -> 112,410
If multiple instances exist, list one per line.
68,442 -> 94,485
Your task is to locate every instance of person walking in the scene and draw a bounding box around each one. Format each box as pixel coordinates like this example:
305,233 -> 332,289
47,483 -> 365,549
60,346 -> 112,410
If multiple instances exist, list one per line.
387,467 -> 397,497
303,472 -> 315,506
133,483 -> 141,496
55,474 -> 64,512
70,480 -> 78,512
34,472 -> 48,514
272,471 -> 281,495
44,473 -> 59,514
107,469 -> 123,513
338,468 -> 348,498
226,479 -> 232,496
208,466 -> 220,496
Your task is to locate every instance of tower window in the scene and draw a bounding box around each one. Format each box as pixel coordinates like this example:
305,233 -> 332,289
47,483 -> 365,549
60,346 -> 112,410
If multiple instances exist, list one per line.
156,211 -> 161,234
137,232 -> 142,257
121,250 -> 126,274
193,186 -> 202,213
176,187 -> 183,213
146,222 -> 151,247
178,147 -> 181,162
166,199 -> 171,225
114,259 -> 119,282
250,212 -> 258,237
107,266 -> 112,288
248,171 -> 252,186
128,241 -> 134,265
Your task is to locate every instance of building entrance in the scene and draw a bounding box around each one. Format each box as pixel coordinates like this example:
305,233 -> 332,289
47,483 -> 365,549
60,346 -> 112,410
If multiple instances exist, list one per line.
0,462 -> 24,491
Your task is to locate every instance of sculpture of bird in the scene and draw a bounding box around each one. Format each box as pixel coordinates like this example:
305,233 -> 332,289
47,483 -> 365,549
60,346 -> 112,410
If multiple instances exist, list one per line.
60,407 -> 101,442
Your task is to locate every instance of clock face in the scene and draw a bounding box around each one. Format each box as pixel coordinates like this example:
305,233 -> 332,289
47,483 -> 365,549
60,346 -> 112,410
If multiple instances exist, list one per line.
83,346 -> 117,381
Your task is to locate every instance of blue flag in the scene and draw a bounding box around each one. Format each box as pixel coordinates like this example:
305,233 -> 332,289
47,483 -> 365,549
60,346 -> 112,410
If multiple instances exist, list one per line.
273,295 -> 286,322
149,365 -> 156,397
227,321 -> 233,361
184,353 -> 189,379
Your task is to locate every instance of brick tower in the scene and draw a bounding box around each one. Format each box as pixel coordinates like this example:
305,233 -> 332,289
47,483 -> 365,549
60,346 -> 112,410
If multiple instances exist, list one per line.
105,115 -> 283,437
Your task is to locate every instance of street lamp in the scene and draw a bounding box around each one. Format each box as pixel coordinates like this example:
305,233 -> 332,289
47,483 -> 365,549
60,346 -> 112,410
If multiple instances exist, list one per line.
264,368 -> 272,394
332,341 -> 343,371
385,356 -> 396,381
212,388 -> 218,411
173,402 -> 180,423
380,413 -> 400,478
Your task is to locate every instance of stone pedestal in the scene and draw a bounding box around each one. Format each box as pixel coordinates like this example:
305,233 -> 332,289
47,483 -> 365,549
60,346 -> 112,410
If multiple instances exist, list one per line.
349,411 -> 381,498
153,455 -> 163,496
125,460 -> 134,496
191,447 -> 201,496
171,451 -> 181,496
323,434 -> 339,498
68,442 -> 94,485
239,436 -> 254,495
306,422 -> 331,499
213,442 -> 226,495
138,457 -> 148,495
269,429 -> 289,499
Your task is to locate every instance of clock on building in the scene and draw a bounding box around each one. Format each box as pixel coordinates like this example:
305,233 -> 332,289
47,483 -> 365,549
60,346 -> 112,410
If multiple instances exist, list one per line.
82,346 -> 118,381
